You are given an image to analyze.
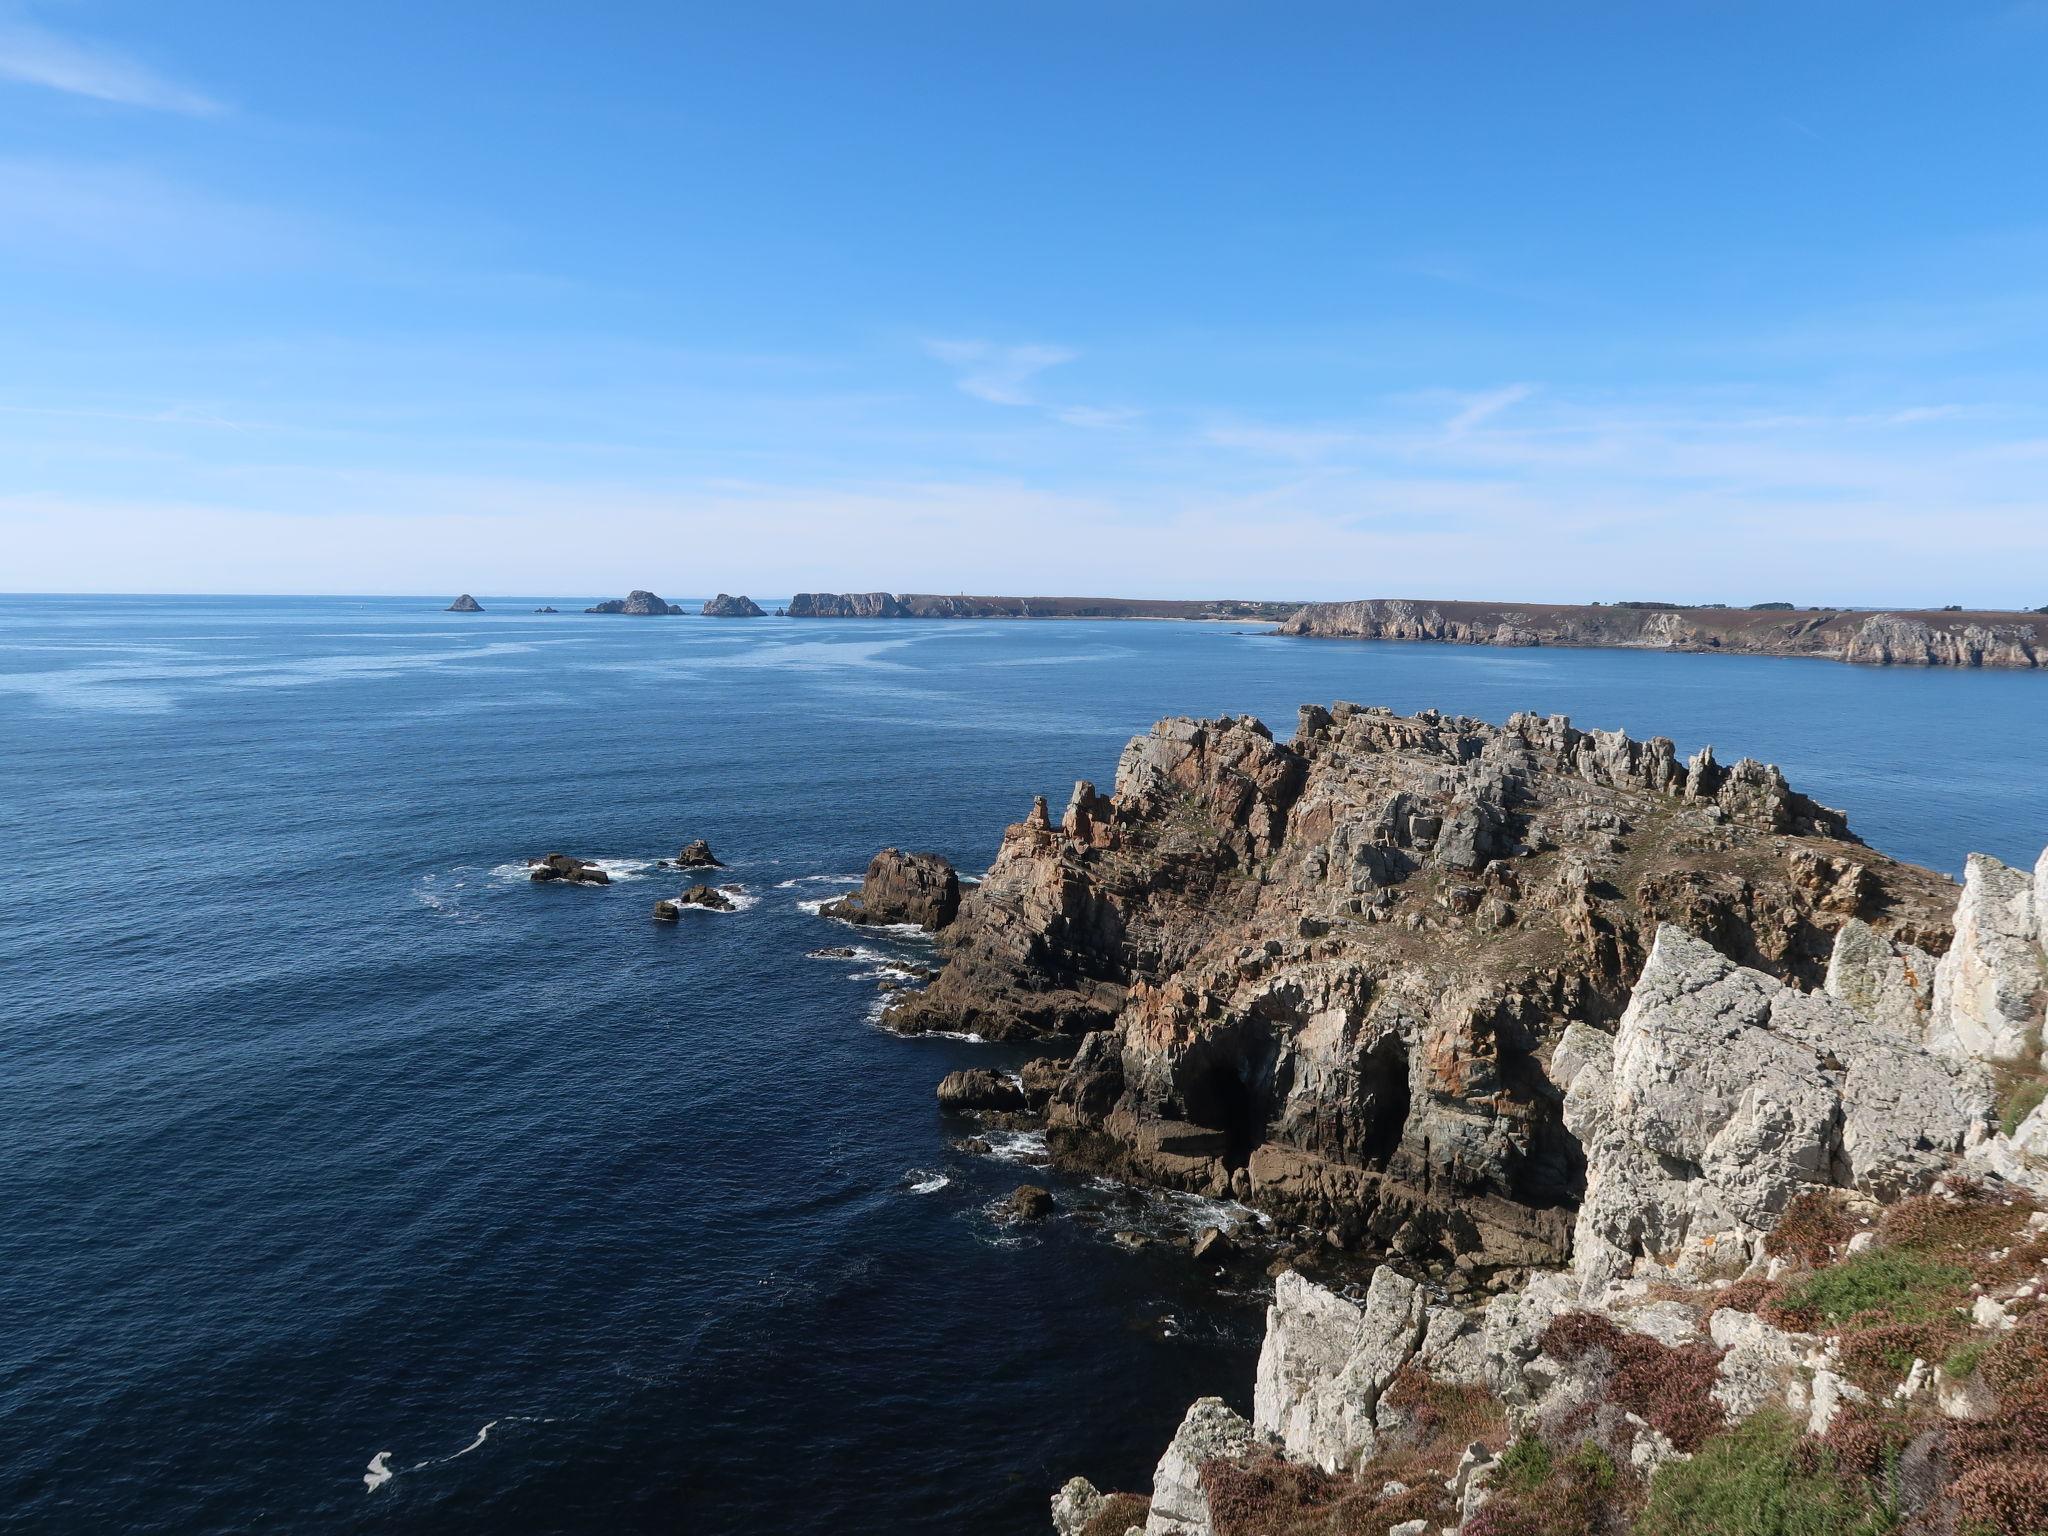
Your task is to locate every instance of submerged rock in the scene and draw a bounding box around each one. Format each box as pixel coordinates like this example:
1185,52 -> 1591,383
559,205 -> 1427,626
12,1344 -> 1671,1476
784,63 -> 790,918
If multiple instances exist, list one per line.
701,593 -> 766,617
446,593 -> 483,612
1006,1184 -> 1055,1221
585,590 -> 683,615
528,853 -> 608,885
820,849 -> 960,930
675,883 -> 736,911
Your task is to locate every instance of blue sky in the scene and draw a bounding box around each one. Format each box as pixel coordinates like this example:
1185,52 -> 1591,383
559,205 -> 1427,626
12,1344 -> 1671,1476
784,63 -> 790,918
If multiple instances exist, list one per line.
3,1 -> 2047,602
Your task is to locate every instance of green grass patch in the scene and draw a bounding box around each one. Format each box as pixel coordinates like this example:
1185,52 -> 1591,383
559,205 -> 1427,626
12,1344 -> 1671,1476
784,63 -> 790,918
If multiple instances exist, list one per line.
1771,1249 -> 1969,1328
1999,1073 -> 2048,1138
1635,1412 -> 1897,1536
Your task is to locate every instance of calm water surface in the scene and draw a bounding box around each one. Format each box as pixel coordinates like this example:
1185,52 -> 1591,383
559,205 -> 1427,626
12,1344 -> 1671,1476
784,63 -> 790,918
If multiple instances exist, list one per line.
2,597 -> 2044,1534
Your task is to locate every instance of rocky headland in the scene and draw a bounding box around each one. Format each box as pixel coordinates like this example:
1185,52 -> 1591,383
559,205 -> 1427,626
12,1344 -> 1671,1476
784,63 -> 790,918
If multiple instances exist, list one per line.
841,703 -> 2048,1534
1278,599 -> 2048,669
701,594 -> 766,617
585,590 -> 683,615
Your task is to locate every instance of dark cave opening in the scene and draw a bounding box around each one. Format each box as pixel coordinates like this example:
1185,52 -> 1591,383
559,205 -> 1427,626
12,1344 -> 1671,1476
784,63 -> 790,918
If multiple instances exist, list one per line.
1186,1059 -> 1265,1170
1359,1039 -> 1411,1169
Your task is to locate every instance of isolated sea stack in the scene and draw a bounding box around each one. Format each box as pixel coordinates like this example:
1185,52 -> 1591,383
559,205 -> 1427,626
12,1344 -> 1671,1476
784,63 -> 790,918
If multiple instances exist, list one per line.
447,594 -> 483,612
701,594 -> 766,617
585,590 -> 683,615
821,849 -> 961,930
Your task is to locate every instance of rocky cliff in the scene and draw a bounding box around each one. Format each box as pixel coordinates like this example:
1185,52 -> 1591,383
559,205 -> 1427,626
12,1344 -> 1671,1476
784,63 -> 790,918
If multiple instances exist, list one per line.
887,703 -> 1960,1269
1278,599 -> 2048,668
1046,821 -> 2048,1536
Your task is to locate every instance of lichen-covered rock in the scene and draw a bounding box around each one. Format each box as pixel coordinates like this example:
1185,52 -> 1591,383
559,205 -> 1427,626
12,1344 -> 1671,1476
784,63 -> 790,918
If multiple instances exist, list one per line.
1930,852 -> 2046,1065
821,849 -> 961,931
1565,926 -> 1986,1292
1052,1476 -> 1105,1536
1252,1267 -> 1427,1472
1142,1397 -> 1254,1536
1824,918 -> 1936,1038
1710,1307 -> 1822,1418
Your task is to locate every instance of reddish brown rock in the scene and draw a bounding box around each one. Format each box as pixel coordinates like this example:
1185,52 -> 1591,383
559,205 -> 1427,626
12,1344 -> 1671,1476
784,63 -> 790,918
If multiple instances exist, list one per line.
821,849 -> 960,930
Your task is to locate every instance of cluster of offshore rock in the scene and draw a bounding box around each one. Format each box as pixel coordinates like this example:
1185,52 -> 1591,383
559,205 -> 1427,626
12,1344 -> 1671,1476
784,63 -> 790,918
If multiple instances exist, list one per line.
884,703 -> 1974,1271
1013,713 -> 2048,1535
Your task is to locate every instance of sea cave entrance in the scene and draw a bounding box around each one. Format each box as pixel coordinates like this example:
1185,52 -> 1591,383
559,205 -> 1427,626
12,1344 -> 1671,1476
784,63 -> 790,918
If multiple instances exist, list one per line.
1359,1038 -> 1411,1169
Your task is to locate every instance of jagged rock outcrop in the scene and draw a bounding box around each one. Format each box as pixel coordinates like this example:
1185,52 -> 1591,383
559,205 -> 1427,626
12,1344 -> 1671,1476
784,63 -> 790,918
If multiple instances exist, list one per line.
1142,1398 -> 1255,1536
701,594 -> 765,617
1253,1267 -> 1429,1472
1929,852 -> 2045,1065
446,593 -> 483,612
821,849 -> 960,930
1561,926 -> 1989,1293
675,883 -> 736,911
527,853 -> 608,885
585,590 -> 683,615
936,1068 -> 1025,1112
1279,600 -> 2048,669
672,840 -> 722,868
885,704 -> 1958,1265
1824,917 -> 1936,1037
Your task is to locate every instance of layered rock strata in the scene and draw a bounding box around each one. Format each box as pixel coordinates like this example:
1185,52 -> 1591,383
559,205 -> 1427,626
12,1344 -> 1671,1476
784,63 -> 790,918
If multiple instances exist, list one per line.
883,704 -> 1959,1266
1278,599 -> 2048,668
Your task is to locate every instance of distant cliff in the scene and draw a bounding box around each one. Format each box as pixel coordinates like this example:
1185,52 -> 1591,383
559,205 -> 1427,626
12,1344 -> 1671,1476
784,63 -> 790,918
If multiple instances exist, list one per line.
786,592 -> 1296,621
1278,599 -> 2048,668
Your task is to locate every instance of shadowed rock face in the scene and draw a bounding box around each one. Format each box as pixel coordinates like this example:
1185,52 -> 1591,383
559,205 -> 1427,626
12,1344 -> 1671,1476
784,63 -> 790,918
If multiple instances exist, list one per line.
585,590 -> 682,615
882,703 -> 1960,1266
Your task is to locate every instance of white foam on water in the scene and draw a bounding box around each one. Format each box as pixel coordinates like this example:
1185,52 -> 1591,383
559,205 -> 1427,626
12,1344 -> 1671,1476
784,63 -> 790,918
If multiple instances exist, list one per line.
981,1129 -> 1050,1164
490,857 -> 658,884
773,873 -> 863,889
904,1169 -> 950,1194
804,944 -> 899,967
364,1453 -> 393,1492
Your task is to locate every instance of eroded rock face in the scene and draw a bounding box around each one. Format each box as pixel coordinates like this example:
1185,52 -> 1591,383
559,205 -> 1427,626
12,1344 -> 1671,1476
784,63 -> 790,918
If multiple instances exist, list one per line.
822,849 -> 961,930
1824,918 -> 1935,1037
1930,853 -> 2046,1065
1564,926 -> 1988,1293
884,704 -> 1958,1265
701,594 -> 765,617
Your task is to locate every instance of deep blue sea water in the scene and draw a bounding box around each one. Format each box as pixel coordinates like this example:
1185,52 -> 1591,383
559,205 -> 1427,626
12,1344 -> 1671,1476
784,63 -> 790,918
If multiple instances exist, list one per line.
2,595 -> 2045,1536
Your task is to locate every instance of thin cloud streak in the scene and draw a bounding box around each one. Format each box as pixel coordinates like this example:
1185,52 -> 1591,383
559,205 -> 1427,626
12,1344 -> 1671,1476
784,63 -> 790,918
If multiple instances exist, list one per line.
0,11 -> 220,115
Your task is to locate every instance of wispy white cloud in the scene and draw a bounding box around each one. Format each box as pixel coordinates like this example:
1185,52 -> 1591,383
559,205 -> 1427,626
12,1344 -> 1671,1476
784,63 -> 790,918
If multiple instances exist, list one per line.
1443,382 -> 1535,436
0,8 -> 219,114
924,339 -> 1076,406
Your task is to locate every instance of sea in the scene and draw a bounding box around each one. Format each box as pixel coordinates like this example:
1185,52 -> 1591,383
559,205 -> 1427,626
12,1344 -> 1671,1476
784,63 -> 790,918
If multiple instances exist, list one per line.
2,595 -> 2044,1535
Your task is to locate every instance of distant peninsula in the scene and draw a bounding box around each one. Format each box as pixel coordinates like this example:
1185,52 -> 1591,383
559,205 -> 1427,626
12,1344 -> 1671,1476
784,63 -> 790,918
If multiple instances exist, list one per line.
1278,598 -> 2048,669
786,592 -> 1295,621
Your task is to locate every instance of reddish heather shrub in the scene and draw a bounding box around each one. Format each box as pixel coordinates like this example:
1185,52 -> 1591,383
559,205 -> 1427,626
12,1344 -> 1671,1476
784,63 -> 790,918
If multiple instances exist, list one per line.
1834,1317 -> 1969,1393
1715,1274 -> 1776,1314
1380,1365 -> 1508,1457
1538,1311 -> 1726,1452
1878,1181 -> 2035,1258
1949,1458 -> 2048,1536
1765,1190 -> 1854,1266
1076,1492 -> 1149,1536
1200,1450 -> 1450,1536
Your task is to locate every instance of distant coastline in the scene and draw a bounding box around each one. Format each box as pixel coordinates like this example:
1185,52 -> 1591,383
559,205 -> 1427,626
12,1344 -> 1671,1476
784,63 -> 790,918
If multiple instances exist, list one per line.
774,591 -> 2048,668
